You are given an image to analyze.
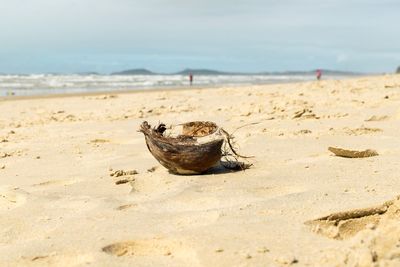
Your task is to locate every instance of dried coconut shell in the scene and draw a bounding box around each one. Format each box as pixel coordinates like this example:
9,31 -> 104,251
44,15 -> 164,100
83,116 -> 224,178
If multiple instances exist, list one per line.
140,121 -> 224,174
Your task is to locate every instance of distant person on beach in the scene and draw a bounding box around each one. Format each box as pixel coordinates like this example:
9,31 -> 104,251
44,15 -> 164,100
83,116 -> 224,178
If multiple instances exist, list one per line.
189,72 -> 193,86
316,69 -> 322,80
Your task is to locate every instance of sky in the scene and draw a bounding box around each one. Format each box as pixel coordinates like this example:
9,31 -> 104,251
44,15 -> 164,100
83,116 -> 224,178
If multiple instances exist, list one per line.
0,0 -> 399,74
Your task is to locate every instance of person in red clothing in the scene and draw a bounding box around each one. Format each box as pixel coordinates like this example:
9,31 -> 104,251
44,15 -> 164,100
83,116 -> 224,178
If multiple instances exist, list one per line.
189,72 -> 193,86
316,69 -> 322,80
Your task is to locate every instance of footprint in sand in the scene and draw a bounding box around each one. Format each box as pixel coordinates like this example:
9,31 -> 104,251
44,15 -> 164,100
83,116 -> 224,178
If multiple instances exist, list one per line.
0,186 -> 28,211
305,196 -> 400,240
102,238 -> 199,265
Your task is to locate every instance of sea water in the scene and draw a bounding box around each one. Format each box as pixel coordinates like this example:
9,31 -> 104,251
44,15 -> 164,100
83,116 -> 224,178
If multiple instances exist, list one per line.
0,74 -> 348,97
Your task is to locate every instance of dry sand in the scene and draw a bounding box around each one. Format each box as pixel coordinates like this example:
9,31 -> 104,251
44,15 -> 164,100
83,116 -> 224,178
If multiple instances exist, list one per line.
1,74 -> 400,266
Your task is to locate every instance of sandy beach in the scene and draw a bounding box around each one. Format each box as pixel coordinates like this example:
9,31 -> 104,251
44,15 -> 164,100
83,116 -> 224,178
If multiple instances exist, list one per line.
1,74 -> 400,266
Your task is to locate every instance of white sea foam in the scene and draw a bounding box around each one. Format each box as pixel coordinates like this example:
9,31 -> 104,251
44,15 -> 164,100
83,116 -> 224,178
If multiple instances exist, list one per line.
0,74 -> 349,97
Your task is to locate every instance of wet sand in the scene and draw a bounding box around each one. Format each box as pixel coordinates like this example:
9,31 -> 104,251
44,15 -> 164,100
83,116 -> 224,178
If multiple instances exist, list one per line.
1,74 -> 400,266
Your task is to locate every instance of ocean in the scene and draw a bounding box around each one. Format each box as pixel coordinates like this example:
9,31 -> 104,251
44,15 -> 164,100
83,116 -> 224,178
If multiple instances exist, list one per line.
0,74 -> 352,97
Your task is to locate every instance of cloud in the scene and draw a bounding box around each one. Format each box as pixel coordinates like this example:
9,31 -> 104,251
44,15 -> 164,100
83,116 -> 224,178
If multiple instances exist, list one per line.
0,0 -> 399,73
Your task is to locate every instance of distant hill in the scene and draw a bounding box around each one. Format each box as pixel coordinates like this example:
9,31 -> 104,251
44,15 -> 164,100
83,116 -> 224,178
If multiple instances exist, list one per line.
397,66 -> 400,73
111,69 -> 157,75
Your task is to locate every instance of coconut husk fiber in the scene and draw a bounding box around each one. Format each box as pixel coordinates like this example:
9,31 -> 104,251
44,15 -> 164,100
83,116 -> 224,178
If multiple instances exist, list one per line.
139,121 -> 251,175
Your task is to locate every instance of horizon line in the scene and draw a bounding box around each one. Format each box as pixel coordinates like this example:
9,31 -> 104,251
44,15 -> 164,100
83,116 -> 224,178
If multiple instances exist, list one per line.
0,68 -> 381,76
